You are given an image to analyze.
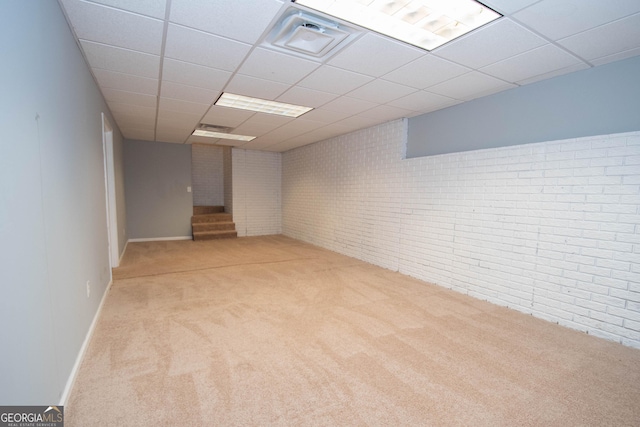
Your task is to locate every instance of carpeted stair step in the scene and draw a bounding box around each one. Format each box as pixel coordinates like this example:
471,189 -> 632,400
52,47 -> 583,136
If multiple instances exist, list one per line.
191,208 -> 237,241
191,213 -> 233,223
192,221 -> 236,232
193,230 -> 238,240
193,205 -> 225,215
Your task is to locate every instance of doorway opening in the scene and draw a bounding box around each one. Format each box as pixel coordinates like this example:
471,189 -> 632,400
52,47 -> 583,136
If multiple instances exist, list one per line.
102,113 -> 119,269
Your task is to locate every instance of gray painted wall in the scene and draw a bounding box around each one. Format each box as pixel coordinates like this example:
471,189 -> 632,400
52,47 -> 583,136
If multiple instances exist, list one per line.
407,55 -> 640,157
124,140 -> 193,239
0,1 -> 126,404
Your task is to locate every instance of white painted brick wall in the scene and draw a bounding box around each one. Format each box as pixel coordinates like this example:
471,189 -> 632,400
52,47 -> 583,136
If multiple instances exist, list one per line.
191,144 -> 224,206
282,120 -> 640,349
232,148 -> 282,237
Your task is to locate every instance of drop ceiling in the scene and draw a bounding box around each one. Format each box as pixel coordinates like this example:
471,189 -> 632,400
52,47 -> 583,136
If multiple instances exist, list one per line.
58,0 -> 640,152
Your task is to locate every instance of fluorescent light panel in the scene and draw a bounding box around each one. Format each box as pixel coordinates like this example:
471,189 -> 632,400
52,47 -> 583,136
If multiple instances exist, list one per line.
215,93 -> 313,118
294,0 -> 501,51
192,129 -> 255,141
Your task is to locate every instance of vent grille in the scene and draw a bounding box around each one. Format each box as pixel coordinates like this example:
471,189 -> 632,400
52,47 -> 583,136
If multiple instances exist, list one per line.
263,8 -> 360,61
197,123 -> 233,133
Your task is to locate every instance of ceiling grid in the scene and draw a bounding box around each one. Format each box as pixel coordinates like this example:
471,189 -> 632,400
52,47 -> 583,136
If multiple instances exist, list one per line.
57,0 -> 640,151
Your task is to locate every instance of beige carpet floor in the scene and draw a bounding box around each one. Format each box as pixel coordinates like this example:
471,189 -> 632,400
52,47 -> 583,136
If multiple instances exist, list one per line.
66,235 -> 640,426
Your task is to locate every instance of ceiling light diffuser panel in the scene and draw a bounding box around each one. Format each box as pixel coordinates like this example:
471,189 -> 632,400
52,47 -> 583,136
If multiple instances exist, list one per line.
293,0 -> 501,51
215,93 -> 313,117
192,129 -> 256,141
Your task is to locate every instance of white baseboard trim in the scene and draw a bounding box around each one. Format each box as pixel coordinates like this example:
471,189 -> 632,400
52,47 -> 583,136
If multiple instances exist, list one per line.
119,239 -> 129,264
127,236 -> 192,243
59,278 -> 113,406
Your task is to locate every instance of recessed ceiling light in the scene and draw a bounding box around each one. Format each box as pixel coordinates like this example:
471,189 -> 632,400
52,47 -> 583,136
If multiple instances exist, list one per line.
293,0 -> 501,51
215,93 -> 313,118
192,129 -> 256,141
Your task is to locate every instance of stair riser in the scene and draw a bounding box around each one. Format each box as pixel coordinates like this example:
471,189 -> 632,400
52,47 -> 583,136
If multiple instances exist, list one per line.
192,223 -> 235,232
191,214 -> 233,223
193,231 -> 237,241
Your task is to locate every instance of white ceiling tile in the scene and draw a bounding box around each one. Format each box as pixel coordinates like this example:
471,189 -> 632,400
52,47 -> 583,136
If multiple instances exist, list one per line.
87,0 -> 167,19
434,19 -> 547,69
156,122 -> 195,133
557,13 -> 640,62
232,120 -> 285,136
237,138 -> 283,151
301,108 -> 351,123
260,128 -> 306,143
387,91 -> 460,112
201,106 -> 254,128
590,47 -> 640,67
320,97 -> 377,115
108,102 -> 156,119
513,0 -> 640,40
164,24 -> 251,71
333,115 -> 379,133
158,97 -> 209,115
481,44 -> 584,84
120,127 -> 155,141
517,62 -> 590,86
404,110 -> 428,118
246,133 -> 288,146
234,113 -> 294,133
170,0 -> 283,44
357,104 -> 414,121
160,81 -> 219,104
161,58 -> 232,91
297,66 -> 373,95
237,48 -> 320,84
224,75 -> 290,100
382,55 -> 470,89
482,0 -> 540,15
93,69 -> 158,95
293,125 -> 348,143
111,112 -> 155,130
81,41 -> 160,78
102,88 -> 157,107
328,33 -> 424,77
428,72 -> 517,101
61,0 -> 164,54
156,109 -> 201,128
277,87 -> 338,108
262,119 -> 326,140
346,79 -> 417,104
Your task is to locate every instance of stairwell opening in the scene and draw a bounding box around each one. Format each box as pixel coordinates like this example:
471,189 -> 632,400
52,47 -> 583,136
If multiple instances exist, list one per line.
191,144 -> 236,240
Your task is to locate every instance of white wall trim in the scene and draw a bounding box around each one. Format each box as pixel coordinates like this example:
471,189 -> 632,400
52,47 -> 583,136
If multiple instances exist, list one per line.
102,113 -> 119,268
119,239 -> 129,265
128,236 -> 193,243
59,279 -> 113,406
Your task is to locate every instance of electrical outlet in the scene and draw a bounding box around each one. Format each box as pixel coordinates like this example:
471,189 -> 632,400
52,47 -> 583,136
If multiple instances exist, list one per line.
86,280 -> 91,298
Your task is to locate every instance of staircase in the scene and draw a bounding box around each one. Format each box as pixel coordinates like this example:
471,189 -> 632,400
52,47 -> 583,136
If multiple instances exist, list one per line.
191,206 -> 237,241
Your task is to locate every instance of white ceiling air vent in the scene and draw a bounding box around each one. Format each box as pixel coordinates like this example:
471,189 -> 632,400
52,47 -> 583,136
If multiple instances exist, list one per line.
197,124 -> 233,133
264,9 -> 359,60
